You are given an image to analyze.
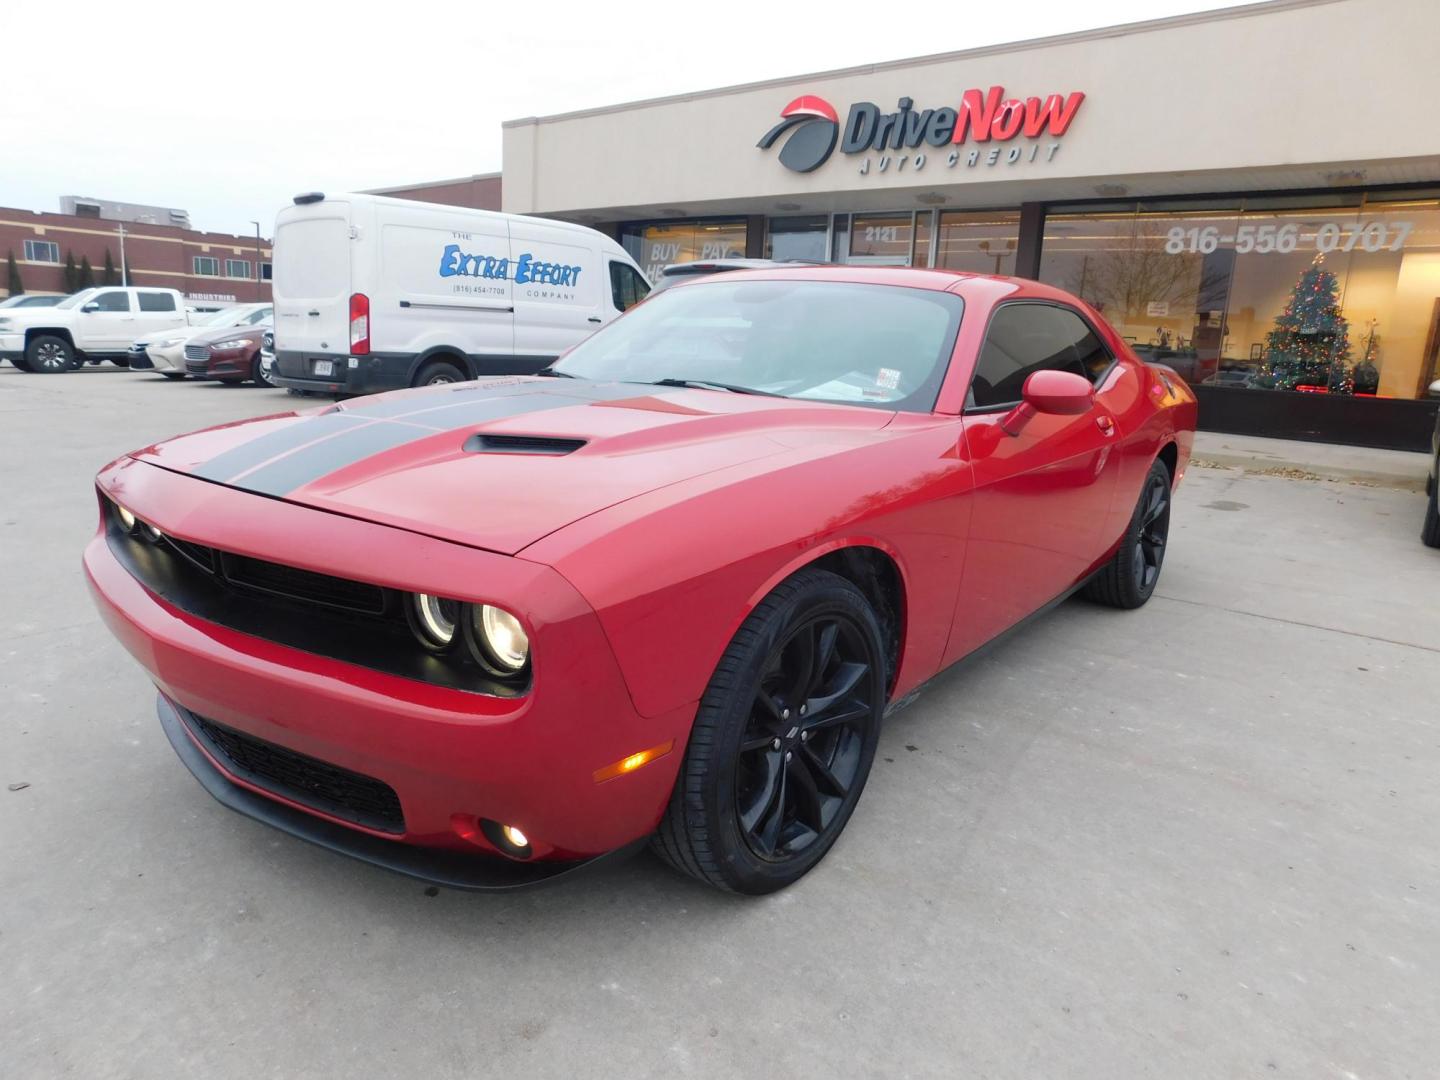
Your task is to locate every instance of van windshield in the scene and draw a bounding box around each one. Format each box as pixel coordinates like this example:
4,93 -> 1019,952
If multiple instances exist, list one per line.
552,279 -> 965,413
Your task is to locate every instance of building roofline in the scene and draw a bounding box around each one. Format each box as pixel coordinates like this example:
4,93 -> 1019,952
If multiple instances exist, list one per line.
363,172 -> 501,194
502,0 -> 1341,128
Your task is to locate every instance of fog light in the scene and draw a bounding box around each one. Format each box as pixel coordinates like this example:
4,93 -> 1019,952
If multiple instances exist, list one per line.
479,818 -> 533,859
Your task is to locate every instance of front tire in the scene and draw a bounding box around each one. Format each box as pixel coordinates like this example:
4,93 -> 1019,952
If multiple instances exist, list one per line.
1422,464 -> 1440,548
252,353 -> 277,388
26,335 -> 73,374
1085,458 -> 1173,609
653,569 -> 885,894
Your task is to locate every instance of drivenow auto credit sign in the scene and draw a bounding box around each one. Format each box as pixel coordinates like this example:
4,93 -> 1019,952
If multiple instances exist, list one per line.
758,86 -> 1086,177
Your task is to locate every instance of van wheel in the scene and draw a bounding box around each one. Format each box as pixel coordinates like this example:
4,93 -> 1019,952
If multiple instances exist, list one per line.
27,335 -> 74,373
415,360 -> 466,387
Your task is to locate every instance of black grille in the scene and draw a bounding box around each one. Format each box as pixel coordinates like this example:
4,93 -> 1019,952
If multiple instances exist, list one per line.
162,535 -> 216,573
219,552 -> 387,614
184,711 -> 404,833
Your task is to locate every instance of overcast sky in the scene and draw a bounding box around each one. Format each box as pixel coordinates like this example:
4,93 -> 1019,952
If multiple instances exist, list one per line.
7,0 -> 1250,237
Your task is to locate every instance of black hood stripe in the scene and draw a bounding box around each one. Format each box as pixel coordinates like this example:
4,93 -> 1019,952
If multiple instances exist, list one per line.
190,380 -> 664,498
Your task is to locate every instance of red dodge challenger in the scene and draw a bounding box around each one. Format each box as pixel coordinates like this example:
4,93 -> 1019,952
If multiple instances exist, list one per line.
86,267 -> 1196,894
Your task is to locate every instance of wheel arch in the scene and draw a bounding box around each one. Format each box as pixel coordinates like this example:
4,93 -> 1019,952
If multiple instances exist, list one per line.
24,326 -> 76,349
407,346 -> 470,385
1157,440 -> 1178,484
740,539 -> 909,698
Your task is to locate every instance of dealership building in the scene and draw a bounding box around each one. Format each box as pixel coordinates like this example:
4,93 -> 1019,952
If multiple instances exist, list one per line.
484,0 -> 1440,448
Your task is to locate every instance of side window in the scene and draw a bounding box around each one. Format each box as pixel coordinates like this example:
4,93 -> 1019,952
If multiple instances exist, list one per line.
1049,306 -> 1114,383
90,290 -> 132,313
968,304 -> 1110,408
609,262 -> 650,312
137,292 -> 177,312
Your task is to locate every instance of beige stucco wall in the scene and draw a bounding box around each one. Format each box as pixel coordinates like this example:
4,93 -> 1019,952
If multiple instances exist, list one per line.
502,0 -> 1440,220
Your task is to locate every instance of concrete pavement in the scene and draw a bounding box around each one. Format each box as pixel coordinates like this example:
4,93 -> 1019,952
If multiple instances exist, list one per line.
3,366 -> 1438,1079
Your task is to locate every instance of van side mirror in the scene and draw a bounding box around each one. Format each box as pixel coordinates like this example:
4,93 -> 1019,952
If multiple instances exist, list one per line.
1000,370 -> 1095,436
81,302 -> 100,313
1428,378 -> 1440,398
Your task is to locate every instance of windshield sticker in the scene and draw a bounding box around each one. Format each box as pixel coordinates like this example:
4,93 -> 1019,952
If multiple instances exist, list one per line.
876,367 -> 901,390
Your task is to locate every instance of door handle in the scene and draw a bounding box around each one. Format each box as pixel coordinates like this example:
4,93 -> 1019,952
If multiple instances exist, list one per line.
587,316 -> 602,324
308,310 -> 320,317
1095,414 -> 1115,436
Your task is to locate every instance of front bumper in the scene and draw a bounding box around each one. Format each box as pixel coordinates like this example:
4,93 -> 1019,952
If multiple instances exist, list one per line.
156,695 -> 646,889
186,346 -> 250,378
84,458 -> 692,876
0,332 -> 23,359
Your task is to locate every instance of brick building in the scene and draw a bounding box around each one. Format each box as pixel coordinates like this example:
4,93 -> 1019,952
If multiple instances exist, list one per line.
364,173 -> 502,211
1,206 -> 271,304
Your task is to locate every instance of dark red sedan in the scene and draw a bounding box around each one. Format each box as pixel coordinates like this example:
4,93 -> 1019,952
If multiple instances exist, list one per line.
86,268 -> 1196,894
184,321 -> 276,386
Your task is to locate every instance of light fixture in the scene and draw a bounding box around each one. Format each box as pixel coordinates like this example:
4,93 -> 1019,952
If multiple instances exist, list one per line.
501,824 -> 528,849
467,604 -> 530,675
142,522 -> 163,542
116,503 -> 136,531
408,593 -> 460,650
593,739 -> 676,783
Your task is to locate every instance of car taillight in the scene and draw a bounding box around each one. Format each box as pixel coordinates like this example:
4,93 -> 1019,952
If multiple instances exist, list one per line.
349,292 -> 370,355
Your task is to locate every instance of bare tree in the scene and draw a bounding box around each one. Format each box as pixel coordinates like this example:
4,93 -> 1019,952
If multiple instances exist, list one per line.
1068,218 -> 1223,324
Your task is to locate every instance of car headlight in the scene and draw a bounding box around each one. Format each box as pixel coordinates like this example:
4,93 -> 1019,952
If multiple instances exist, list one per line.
467,604 -> 530,675
115,502 -> 136,531
0,317 -> 12,328
211,338 -> 253,351
407,593 -> 460,650
110,497 -> 162,541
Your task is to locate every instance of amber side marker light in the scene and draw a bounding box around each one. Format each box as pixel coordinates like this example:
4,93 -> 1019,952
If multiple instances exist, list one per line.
593,740 -> 676,784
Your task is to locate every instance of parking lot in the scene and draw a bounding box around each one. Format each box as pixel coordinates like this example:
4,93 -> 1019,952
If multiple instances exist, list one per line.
3,366 -> 1437,1078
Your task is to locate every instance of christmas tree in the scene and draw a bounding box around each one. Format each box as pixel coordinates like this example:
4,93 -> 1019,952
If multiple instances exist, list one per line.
1255,255 -> 1352,393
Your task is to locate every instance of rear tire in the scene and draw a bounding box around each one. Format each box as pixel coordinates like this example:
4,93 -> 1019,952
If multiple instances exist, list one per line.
1422,465 -> 1440,548
26,335 -> 73,374
653,569 -> 886,894
414,360 -> 466,387
1085,458 -> 1173,609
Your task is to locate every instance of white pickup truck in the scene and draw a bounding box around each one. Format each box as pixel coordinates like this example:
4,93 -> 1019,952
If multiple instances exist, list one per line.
0,286 -> 189,373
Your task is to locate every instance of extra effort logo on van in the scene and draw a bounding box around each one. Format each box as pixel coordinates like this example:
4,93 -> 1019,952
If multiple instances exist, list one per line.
757,86 -> 1085,177
439,244 -> 583,287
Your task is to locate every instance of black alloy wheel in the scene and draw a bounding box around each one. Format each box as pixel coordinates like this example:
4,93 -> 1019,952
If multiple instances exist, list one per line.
1084,457 -> 1173,609
653,568 -> 885,893
1132,471 -> 1171,594
735,612 -> 877,861
26,334 -> 73,373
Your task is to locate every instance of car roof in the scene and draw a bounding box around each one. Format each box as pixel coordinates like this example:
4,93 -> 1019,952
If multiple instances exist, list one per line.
661,263 -> 1081,304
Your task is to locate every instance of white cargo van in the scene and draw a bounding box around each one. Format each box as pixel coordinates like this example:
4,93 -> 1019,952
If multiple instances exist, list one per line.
269,192 -> 651,394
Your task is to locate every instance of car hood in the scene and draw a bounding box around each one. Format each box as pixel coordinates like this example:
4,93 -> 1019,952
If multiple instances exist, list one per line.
188,321 -> 271,348
0,307 -> 72,328
130,377 -> 895,554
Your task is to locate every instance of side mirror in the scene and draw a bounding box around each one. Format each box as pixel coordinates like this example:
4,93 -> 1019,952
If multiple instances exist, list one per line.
1000,370 -> 1094,436
81,302 -> 100,313
1428,378 -> 1440,398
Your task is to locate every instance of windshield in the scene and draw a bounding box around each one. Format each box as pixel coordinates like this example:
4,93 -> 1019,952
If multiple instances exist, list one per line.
554,279 -> 964,411
55,288 -> 101,310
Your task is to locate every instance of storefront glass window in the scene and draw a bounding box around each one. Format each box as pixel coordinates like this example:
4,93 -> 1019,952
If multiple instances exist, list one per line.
1038,194 -> 1440,401
847,213 -> 920,266
936,210 -> 1022,274
766,216 -> 829,263
620,220 -> 749,282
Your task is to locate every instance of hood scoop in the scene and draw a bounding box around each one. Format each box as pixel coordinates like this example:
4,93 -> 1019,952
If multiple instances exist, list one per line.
463,433 -> 587,456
